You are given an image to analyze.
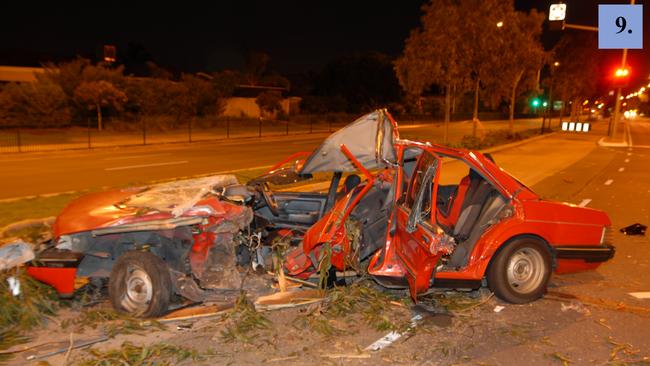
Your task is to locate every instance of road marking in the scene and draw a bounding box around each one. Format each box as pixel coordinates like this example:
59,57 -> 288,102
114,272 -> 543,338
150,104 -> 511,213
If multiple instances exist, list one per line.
618,167 -> 625,172
629,292 -> 650,299
104,153 -> 171,161
627,152 -> 632,156
604,179 -> 613,186
105,161 -> 188,171
625,158 -> 630,163
578,199 -> 592,207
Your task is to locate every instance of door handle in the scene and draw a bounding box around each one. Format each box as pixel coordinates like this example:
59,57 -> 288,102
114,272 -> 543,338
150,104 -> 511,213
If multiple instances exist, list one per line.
420,235 -> 430,244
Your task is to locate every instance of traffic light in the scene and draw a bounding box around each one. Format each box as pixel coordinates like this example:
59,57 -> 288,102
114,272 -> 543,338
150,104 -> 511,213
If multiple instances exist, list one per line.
531,98 -> 541,107
613,67 -> 630,88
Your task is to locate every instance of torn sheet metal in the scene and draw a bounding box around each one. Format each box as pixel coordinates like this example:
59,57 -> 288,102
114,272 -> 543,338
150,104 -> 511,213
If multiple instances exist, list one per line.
0,241 -> 35,271
125,175 -> 239,217
91,216 -> 204,236
299,110 -> 397,174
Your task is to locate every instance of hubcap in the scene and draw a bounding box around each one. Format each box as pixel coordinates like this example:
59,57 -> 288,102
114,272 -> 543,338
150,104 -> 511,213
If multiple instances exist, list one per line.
120,265 -> 153,314
506,248 -> 545,294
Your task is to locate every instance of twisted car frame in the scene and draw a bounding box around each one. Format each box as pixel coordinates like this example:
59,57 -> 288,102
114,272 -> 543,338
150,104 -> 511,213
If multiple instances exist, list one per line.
26,110 -> 615,317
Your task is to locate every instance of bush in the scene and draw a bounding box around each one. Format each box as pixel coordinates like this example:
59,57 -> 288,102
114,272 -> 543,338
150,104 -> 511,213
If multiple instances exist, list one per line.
0,81 -> 70,127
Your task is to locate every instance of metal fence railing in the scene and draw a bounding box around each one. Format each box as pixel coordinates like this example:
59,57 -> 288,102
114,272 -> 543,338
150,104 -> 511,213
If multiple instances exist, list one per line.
0,113 -> 552,153
0,116 -> 363,153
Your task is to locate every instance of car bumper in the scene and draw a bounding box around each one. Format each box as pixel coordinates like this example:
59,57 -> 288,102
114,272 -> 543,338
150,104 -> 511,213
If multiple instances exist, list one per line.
554,244 -> 615,263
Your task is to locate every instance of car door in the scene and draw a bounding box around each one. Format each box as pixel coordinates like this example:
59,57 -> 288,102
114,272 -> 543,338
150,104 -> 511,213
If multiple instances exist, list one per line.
395,151 -> 445,299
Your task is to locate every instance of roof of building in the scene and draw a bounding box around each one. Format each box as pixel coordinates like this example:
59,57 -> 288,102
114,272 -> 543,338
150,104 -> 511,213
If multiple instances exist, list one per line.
0,66 -> 46,83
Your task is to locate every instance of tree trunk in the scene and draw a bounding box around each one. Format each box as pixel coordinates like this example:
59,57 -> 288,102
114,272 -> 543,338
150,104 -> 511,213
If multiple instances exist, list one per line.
472,78 -> 480,137
96,102 -> 103,131
509,70 -> 524,133
444,84 -> 451,144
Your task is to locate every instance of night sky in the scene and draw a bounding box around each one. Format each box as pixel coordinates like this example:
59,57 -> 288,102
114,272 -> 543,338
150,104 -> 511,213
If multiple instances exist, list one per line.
1,1 -> 648,85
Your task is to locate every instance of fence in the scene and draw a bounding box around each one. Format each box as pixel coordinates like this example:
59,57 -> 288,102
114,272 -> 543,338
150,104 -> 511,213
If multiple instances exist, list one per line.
0,115 -> 362,153
0,112 -> 547,153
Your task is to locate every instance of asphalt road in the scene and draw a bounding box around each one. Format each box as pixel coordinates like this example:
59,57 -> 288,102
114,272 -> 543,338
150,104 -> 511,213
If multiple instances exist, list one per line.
0,118 -> 544,200
628,117 -> 650,147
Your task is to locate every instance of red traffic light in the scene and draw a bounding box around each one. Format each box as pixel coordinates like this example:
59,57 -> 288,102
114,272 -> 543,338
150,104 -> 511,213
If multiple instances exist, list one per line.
614,68 -> 630,78
612,67 -> 630,88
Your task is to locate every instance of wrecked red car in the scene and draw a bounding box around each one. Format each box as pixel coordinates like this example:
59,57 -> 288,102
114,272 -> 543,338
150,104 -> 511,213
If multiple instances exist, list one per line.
283,110 -> 615,303
26,110 -> 615,317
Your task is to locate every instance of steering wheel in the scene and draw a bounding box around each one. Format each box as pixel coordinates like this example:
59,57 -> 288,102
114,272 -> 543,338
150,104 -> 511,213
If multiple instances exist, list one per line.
259,182 -> 280,216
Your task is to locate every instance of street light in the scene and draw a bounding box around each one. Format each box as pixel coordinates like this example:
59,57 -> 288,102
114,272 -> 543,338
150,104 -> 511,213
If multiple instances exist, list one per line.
553,61 -> 560,67
496,21 -> 504,28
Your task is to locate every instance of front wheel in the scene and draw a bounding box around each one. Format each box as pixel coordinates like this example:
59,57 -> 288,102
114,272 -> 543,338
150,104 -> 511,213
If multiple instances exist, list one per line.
108,251 -> 172,318
487,238 -> 551,304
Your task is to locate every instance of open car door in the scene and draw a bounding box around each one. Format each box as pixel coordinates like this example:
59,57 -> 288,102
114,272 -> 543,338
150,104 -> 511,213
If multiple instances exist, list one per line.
394,151 -> 452,299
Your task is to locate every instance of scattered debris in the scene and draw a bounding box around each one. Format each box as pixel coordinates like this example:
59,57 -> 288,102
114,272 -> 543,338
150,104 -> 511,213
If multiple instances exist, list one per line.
160,304 -> 232,323
619,223 -> 646,236
548,352 -> 573,365
0,329 -> 29,364
364,314 -> 422,351
0,241 -> 34,272
596,318 -> 612,330
0,268 -> 58,332
493,305 -> 505,313
76,341 -> 204,366
547,291 -> 650,316
254,289 -> 324,311
607,336 -> 641,362
220,292 -> 271,343
628,292 -> 650,299
322,353 -> 371,359
560,301 -> 591,316
26,335 -> 109,361
61,309 -> 166,338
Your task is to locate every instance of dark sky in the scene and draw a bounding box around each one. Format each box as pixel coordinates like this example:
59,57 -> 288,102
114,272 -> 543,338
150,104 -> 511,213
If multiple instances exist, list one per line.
1,1 -> 648,85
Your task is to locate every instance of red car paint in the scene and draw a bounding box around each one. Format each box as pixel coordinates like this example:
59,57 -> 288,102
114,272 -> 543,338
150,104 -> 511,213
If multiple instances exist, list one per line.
290,139 -> 613,299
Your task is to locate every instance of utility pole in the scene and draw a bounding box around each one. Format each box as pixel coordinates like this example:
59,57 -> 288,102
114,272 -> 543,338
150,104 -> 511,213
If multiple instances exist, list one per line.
611,49 -> 628,140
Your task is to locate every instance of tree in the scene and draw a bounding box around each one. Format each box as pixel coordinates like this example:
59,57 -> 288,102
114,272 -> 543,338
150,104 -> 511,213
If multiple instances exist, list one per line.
313,52 -> 401,113
395,0 -> 470,142
0,81 -> 70,127
484,9 -> 545,131
549,33 -> 600,122
256,91 -> 283,117
459,0 -> 511,136
74,81 -> 127,130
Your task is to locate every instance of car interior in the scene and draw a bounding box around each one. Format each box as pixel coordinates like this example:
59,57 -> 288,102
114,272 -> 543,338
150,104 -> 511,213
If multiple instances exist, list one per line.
403,150 -> 509,269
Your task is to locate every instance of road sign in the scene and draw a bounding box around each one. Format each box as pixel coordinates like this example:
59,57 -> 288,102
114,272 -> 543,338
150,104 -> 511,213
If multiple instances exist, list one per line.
598,4 -> 643,49
549,4 -> 567,21
553,101 -> 563,111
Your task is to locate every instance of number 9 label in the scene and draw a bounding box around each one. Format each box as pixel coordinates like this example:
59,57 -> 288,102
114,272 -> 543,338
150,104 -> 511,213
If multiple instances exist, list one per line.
598,4 -> 643,49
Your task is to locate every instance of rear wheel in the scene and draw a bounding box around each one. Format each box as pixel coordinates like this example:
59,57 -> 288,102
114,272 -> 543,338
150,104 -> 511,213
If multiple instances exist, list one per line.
108,251 -> 172,318
487,237 -> 551,304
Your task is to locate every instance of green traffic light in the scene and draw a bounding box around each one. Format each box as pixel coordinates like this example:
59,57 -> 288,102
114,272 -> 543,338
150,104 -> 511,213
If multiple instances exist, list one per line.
531,98 -> 540,107
542,101 -> 548,107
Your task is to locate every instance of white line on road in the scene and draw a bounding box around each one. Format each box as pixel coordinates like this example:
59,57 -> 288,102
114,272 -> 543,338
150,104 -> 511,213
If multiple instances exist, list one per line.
105,161 -> 188,171
618,167 -> 625,172
625,159 -> 630,163
604,179 -> 613,186
104,153 -> 171,161
578,199 -> 592,207
627,152 -> 632,156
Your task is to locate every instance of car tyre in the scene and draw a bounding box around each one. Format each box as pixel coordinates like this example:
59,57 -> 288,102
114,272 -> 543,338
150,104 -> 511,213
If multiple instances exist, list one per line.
487,237 -> 551,304
108,251 -> 172,318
